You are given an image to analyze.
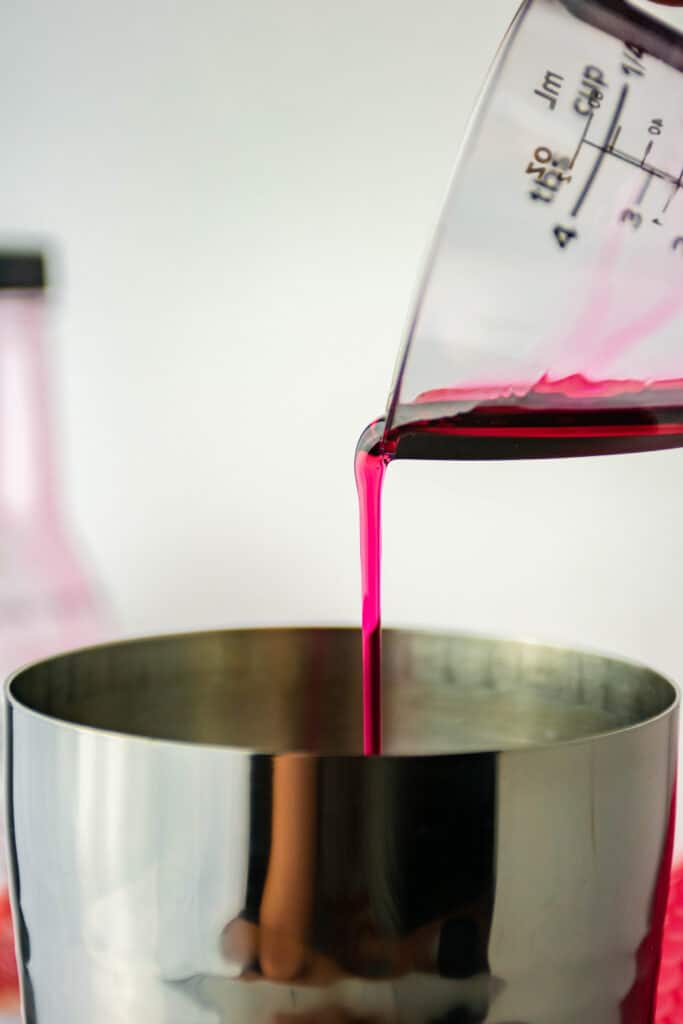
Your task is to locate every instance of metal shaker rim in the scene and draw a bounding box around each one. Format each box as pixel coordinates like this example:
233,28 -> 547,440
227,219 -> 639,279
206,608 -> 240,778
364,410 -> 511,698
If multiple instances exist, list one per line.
5,626 -> 679,757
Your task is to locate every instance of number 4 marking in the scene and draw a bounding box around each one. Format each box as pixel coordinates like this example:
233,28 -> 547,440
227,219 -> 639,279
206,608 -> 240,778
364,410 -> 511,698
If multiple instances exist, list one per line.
554,225 -> 578,249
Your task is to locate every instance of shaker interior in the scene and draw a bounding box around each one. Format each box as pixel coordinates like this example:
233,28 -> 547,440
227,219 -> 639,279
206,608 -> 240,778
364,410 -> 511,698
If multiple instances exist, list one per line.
7,628 -> 677,755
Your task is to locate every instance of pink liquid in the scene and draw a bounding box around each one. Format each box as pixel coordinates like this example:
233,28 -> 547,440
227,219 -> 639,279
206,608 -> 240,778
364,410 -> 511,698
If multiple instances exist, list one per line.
354,427 -> 388,756
0,273 -> 111,1013
356,374 -> 683,755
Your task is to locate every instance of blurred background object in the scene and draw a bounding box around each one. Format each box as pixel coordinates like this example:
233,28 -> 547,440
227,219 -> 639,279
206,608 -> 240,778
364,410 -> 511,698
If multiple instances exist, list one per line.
0,248 -> 112,1018
0,250 -> 110,670
657,863 -> 683,1023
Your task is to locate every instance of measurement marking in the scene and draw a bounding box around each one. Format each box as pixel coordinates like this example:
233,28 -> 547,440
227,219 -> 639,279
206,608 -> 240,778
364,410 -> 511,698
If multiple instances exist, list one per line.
664,165 -> 683,214
637,174 -> 652,205
641,140 -> 654,167
608,124 -> 622,152
663,185 -> 679,214
570,112 -> 594,168
584,140 -> 677,185
572,84 -> 629,218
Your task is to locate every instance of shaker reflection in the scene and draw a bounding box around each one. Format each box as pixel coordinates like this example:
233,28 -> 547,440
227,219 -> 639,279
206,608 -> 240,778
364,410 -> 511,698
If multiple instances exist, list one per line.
222,752 -> 495,996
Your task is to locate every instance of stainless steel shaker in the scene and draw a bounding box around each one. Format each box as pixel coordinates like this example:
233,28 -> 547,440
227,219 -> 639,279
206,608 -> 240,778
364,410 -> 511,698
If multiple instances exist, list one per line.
5,628 -> 678,1022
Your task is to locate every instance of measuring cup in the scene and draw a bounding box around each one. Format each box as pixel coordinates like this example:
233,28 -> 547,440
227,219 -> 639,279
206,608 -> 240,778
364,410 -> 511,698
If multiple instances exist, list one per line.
385,0 -> 683,448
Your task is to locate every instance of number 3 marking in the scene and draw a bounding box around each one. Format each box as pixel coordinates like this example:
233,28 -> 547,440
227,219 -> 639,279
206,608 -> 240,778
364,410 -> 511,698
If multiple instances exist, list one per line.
621,208 -> 642,229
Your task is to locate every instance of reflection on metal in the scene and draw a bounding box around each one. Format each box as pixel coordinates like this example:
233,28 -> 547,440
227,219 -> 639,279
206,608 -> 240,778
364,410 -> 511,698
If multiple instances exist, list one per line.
5,628 -> 678,1022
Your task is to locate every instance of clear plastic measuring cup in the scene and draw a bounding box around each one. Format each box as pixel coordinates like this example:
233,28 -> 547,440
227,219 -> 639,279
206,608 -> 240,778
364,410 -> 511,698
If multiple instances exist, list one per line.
383,0 -> 683,457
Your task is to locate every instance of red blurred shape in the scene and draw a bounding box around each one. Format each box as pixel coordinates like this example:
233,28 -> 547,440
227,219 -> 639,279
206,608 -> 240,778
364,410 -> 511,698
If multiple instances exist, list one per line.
657,864 -> 683,1022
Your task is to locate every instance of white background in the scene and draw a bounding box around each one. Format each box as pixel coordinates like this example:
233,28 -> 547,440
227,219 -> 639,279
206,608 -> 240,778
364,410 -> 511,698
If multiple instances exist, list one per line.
2,0 -> 683,834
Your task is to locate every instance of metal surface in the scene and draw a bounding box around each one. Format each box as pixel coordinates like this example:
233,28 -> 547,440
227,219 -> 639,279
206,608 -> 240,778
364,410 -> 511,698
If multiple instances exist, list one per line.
4,627 -> 679,1023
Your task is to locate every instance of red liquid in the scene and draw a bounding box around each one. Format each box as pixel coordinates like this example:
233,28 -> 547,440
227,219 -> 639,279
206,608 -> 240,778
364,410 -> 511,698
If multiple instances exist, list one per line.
355,374 -> 683,755
656,862 -> 683,1023
354,435 -> 389,755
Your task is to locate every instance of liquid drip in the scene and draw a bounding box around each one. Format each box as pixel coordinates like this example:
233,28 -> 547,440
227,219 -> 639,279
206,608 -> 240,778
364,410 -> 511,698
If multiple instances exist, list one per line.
355,375 -> 683,755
